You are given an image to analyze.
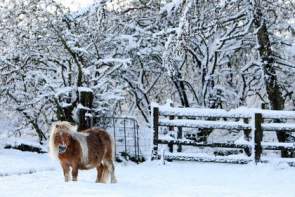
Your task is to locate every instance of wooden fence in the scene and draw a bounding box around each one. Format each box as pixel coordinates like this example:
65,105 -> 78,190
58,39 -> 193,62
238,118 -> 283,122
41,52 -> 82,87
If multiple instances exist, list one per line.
152,105 -> 295,164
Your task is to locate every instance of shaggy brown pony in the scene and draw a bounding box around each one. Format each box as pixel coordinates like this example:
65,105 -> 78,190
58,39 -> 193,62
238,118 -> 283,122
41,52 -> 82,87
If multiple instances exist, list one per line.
49,121 -> 117,183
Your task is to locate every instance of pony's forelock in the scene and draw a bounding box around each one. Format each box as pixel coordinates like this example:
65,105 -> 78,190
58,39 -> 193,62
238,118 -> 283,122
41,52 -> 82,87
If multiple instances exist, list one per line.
49,123 -> 59,159
48,121 -> 88,164
49,121 -> 77,159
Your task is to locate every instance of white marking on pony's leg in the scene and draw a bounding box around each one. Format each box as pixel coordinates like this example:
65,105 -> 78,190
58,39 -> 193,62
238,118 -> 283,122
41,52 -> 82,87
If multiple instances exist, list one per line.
64,173 -> 70,182
109,163 -> 117,183
110,165 -> 117,183
101,163 -> 110,183
104,160 -> 117,183
101,168 -> 108,184
95,163 -> 108,183
111,173 -> 117,183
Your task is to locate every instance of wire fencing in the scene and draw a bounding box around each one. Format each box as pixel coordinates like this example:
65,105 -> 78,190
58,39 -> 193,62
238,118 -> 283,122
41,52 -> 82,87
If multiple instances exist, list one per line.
92,116 -> 145,163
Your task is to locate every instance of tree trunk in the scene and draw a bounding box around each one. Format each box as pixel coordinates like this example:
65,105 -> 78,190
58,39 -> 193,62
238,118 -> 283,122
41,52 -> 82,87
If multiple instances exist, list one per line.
77,89 -> 94,131
172,73 -> 190,107
21,110 -> 47,144
253,6 -> 291,157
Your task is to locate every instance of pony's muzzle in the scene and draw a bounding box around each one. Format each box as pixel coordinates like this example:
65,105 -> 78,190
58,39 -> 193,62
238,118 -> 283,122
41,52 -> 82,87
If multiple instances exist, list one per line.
58,145 -> 67,154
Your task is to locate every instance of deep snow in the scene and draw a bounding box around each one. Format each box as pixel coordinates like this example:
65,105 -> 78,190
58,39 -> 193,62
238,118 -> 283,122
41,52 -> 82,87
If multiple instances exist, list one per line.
1,149 -> 295,197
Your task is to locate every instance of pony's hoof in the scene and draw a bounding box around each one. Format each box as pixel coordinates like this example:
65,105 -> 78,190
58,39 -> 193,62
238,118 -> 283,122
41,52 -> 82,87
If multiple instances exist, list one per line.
64,177 -> 70,182
96,179 -> 107,184
111,178 -> 118,184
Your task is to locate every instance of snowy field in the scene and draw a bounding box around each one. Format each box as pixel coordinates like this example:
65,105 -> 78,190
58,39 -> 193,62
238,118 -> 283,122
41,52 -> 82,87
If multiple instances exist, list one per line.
1,149 -> 295,197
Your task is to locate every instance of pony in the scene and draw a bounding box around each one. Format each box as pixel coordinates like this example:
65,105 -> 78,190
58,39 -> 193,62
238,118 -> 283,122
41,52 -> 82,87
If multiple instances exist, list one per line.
49,121 -> 117,183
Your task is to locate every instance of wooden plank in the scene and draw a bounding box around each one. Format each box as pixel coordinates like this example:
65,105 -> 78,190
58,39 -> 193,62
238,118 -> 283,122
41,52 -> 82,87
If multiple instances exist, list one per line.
154,105 -> 295,163
159,107 -> 252,118
159,119 -> 251,130
262,123 -> 295,131
159,106 -> 295,119
163,154 -> 252,164
163,154 -> 295,166
261,110 -> 295,119
262,142 -> 295,151
157,139 -> 251,149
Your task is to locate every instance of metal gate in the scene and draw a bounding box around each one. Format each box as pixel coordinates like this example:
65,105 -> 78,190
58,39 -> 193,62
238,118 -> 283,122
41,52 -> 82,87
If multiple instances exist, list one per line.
92,116 -> 144,163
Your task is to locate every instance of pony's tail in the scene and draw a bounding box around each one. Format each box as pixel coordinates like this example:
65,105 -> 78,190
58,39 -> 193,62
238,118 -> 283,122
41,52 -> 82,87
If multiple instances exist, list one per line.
110,134 -> 116,162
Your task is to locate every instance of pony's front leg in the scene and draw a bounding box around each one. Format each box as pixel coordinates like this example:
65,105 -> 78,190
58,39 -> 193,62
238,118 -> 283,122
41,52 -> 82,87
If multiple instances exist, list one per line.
71,164 -> 79,181
61,162 -> 71,182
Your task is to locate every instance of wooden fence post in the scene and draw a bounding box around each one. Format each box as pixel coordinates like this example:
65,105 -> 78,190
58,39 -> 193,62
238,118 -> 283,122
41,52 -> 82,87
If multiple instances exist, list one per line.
243,118 -> 251,156
152,107 -> 160,159
254,113 -> 263,163
168,116 -> 174,153
177,116 -> 183,152
168,102 -> 174,153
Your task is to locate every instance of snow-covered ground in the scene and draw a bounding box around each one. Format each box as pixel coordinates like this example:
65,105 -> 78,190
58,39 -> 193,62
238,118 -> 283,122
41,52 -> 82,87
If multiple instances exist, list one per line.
1,149 -> 295,197
0,149 -> 54,176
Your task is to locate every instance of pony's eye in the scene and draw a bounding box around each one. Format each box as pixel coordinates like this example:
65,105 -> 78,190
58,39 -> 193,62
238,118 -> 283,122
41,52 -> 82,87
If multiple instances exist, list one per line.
55,136 -> 60,142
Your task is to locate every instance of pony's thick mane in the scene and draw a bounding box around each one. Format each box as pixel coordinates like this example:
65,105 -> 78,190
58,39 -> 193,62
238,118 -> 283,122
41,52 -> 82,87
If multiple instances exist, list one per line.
49,121 -> 89,164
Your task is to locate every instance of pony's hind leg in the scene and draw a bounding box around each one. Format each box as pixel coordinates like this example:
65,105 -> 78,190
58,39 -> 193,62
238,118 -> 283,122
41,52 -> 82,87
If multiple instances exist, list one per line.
101,164 -> 110,183
104,159 -> 117,183
96,163 -> 108,183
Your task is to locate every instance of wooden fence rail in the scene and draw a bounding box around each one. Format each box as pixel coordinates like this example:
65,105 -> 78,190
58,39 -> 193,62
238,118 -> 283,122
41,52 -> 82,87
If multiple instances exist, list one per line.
152,105 -> 295,164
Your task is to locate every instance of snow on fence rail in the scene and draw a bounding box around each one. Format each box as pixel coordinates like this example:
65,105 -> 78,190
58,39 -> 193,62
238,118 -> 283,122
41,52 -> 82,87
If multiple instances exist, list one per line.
159,106 -> 295,119
152,104 -> 295,164
159,119 -> 251,130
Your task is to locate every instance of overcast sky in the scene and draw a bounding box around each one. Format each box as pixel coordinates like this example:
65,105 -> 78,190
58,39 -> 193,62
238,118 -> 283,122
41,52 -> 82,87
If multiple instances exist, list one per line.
57,0 -> 95,11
